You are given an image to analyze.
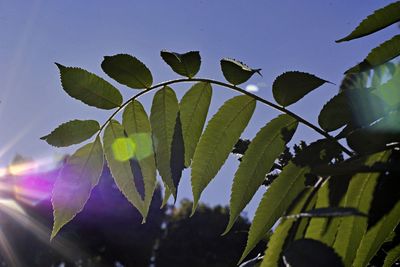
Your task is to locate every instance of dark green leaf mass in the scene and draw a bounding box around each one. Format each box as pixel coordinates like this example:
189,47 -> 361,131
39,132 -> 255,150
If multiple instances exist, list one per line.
272,71 -> 329,106
160,50 -> 201,78
101,54 -> 153,89
220,58 -> 261,85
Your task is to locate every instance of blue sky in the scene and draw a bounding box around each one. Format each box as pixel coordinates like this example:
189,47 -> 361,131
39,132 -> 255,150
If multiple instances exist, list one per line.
0,1 -> 398,217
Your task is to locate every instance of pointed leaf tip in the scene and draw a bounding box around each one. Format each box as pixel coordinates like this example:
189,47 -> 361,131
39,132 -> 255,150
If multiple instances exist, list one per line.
272,71 -> 329,106
220,58 -> 261,85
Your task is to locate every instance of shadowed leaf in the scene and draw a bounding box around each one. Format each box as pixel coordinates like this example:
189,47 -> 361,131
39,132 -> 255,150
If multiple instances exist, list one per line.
283,239 -> 344,267
161,50 -> 201,78
272,71 -> 329,107
220,58 -> 261,85
170,112 -> 185,192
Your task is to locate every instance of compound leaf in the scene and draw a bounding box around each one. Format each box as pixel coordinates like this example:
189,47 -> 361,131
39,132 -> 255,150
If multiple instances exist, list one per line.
179,82 -> 212,167
191,95 -> 256,212
160,50 -> 201,78
101,54 -> 153,89
51,136 -> 104,239
336,2 -> 400,42
272,71 -> 329,107
225,114 -> 298,234
41,120 -> 100,147
56,63 -> 122,109
150,86 -> 179,198
220,58 -> 261,85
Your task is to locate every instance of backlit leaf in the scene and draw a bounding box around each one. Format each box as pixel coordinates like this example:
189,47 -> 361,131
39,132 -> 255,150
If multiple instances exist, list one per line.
272,71 -> 329,107
220,58 -> 261,85
103,120 -> 145,217
346,35 -> 400,73
41,120 -> 100,147
260,188 -> 312,267
56,63 -> 123,109
51,136 -> 103,239
225,114 -> 298,234
353,201 -> 400,267
333,150 -> 391,266
179,82 -> 212,167
101,54 -> 153,89
240,163 -> 308,263
336,2 -> 400,42
283,239 -> 344,267
191,95 -> 256,212
122,100 -> 157,218
150,86 -> 179,198
160,50 -> 201,78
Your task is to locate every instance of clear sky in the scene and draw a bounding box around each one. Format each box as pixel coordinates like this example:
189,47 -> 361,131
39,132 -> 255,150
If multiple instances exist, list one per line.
0,1 -> 398,217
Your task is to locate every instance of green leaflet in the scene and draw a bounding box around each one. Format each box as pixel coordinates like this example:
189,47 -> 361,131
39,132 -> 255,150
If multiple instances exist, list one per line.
260,188 -> 312,267
191,95 -> 256,213
101,54 -> 153,89
272,71 -> 329,107
333,150 -> 391,266
305,180 -> 342,246
383,243 -> 400,267
103,120 -> 145,217
336,2 -> 400,42
41,120 -> 100,147
160,50 -> 201,78
220,58 -> 261,85
346,35 -> 400,73
51,136 -> 104,239
353,201 -> 400,267
240,163 -> 308,263
179,82 -> 212,167
56,63 -> 123,109
122,100 -> 157,219
225,114 -> 298,234
318,93 -> 350,132
150,86 -> 179,198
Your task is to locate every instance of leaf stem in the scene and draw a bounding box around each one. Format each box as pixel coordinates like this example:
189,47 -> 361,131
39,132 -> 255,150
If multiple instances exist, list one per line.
97,78 -> 353,156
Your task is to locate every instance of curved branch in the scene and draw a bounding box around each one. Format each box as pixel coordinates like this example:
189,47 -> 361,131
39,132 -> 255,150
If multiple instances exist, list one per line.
97,78 -> 353,156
